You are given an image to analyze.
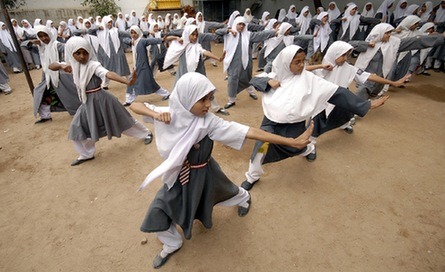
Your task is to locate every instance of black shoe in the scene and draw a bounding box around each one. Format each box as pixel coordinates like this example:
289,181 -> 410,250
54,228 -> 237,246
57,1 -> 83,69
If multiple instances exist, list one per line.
144,133 -> 153,145
122,102 -> 132,107
241,179 -> 259,191
224,102 -> 235,109
153,248 -> 181,269
162,95 -> 170,101
238,193 -> 251,217
216,108 -> 230,115
71,156 -> 95,166
34,118 -> 52,124
249,93 -> 258,100
344,126 -> 354,134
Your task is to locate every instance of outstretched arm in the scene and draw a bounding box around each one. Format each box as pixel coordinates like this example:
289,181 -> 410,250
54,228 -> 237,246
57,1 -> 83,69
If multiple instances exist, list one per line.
106,71 -> 137,86
367,73 -> 410,88
246,121 -> 314,149
129,102 -> 171,124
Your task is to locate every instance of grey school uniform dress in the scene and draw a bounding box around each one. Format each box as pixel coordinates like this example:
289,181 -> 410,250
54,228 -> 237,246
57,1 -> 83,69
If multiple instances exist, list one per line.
32,43 -> 80,116
0,40 -> 21,71
96,31 -> 130,77
68,74 -> 135,141
126,38 -> 163,96
140,136 -> 240,239
215,28 -> 276,99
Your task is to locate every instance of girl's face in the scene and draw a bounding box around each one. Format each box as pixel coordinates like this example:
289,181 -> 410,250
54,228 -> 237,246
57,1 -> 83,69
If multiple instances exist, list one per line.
153,25 -> 159,32
291,7 -> 296,12
329,4 -> 335,10
130,29 -> 139,40
1,25 -> 6,30
198,14 -> 203,22
304,11 -> 309,17
189,29 -> 198,43
421,4 -> 426,12
289,51 -> 306,75
106,21 -> 112,29
381,31 -> 392,42
22,21 -> 29,28
335,50 -> 352,66
350,7 -> 357,16
190,92 -> 214,117
366,4 -> 373,11
85,21 -> 91,29
73,48 -> 89,65
321,15 -> 329,24
37,32 -> 50,44
236,22 -> 245,32
409,22 -> 419,31
12,20 -> 18,26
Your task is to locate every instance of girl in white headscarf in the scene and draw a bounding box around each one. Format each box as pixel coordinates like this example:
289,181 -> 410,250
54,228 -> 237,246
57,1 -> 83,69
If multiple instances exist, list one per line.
139,16 -> 150,32
34,18 -> 42,27
296,6 -> 312,35
393,0 -> 408,22
96,15 -> 130,88
164,13 -> 172,31
45,20 -> 58,37
418,1 -> 433,23
171,13 -> 179,30
80,19 -> 99,56
123,25 -> 170,106
244,8 -> 254,23
277,9 -> 287,22
308,41 -> 399,153
242,44 -> 373,189
76,16 -> 84,30
129,10 -> 139,26
115,12 -> 127,31
416,22 -> 436,75
57,21 -> 71,43
31,25 -> 80,123
336,3 -> 381,42
195,11 -> 225,67
327,2 -> 341,22
67,18 -> 77,33
312,12 -> 332,57
157,15 -> 165,30
94,16 -> 102,27
20,19 -> 41,69
215,16 -> 277,108
362,2 -> 375,17
434,1 -> 445,24
131,72 -> 313,269
374,0 -> 395,23
21,19 -> 35,36
49,36 -> 152,166
11,19 -> 24,41
286,4 -> 297,24
0,22 -> 22,73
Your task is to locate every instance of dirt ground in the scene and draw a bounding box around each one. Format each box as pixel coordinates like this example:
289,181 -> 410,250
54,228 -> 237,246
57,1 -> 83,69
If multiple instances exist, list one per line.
1,43 -> 444,272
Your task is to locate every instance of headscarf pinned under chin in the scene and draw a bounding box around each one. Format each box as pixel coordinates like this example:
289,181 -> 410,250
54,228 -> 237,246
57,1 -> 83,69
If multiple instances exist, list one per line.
341,4 -> 360,40
327,2 -> 341,22
264,22 -> 293,58
97,16 -> 120,57
65,37 -> 102,104
259,45 -> 338,124
223,16 -> 250,72
130,25 -> 143,68
320,41 -> 356,88
163,25 -> 202,73
139,72 -> 217,191
35,25 -> 60,89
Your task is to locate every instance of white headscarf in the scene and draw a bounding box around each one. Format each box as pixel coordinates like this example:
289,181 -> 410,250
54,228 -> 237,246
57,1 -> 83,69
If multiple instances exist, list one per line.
65,37 -> 103,104
296,6 -> 312,35
319,41 -> 357,88
260,45 -> 338,123
265,18 -> 277,31
130,25 -> 143,68
196,12 -> 206,33
11,19 -> 24,39
362,2 -> 375,17
435,3 -> 445,23
140,17 -> 150,32
264,22 -> 293,58
82,19 -> 99,54
163,25 -> 202,73
116,12 -> 126,31
157,15 -> 165,29
223,16 -> 250,72
172,13 -> 179,28
394,15 -> 422,58
227,10 -> 240,27
287,5 -> 297,20
261,11 -> 270,26
393,0 -> 408,20
165,13 -> 172,29
278,9 -> 287,22
129,10 -> 138,26
45,20 -> 58,37
35,25 -> 60,89
21,19 -> 35,36
313,12 -> 332,52
355,23 -> 401,78
341,4 -> 360,40
76,16 -> 84,30
0,22 -> 16,52
95,16 -> 102,27
419,1 -> 433,22
185,18 -> 196,26
244,8 -> 253,23
327,2 -> 341,22
97,16 -> 120,57
139,72 -> 222,191
67,18 -> 77,33
419,22 -> 435,63
34,18 -> 42,27
375,0 -> 395,23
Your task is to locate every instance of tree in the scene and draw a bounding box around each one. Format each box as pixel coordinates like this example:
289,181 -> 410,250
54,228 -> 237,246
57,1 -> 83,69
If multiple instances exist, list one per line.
2,0 -> 26,9
80,0 -> 121,17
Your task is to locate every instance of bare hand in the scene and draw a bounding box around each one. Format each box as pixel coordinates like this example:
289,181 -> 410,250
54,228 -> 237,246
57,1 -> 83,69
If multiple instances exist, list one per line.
323,64 -> 334,71
177,38 -> 183,44
341,17 -> 347,22
219,51 -> 226,62
62,64 -> 72,73
155,112 -> 171,124
291,121 -> 314,149
230,29 -> 237,37
268,79 -> 281,89
368,41 -> 375,48
370,95 -> 390,110
392,74 -> 411,87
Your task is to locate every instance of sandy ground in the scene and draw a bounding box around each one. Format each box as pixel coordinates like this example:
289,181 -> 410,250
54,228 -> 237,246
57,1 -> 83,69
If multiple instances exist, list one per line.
1,43 -> 444,272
